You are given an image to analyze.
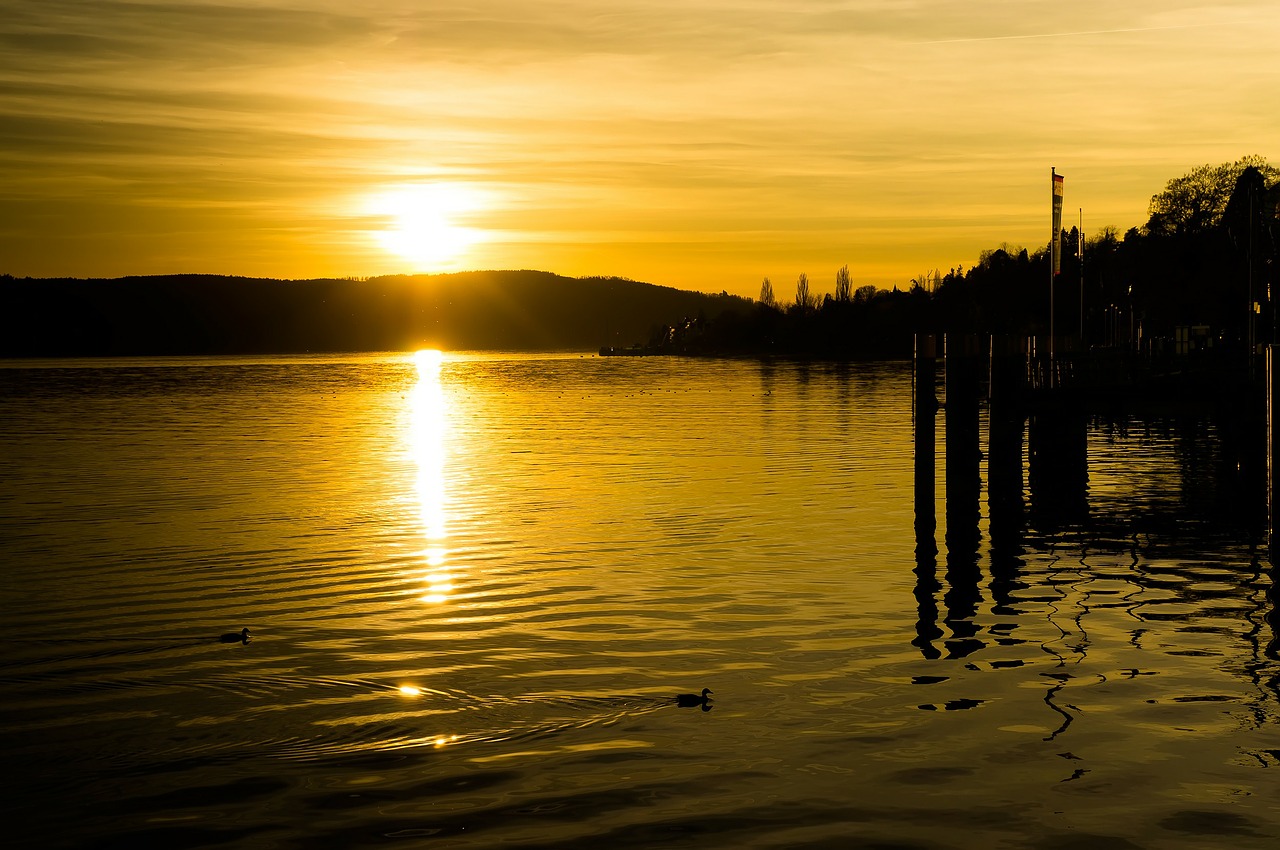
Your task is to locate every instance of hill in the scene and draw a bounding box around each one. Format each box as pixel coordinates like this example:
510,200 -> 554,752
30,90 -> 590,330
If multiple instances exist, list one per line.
0,270 -> 750,356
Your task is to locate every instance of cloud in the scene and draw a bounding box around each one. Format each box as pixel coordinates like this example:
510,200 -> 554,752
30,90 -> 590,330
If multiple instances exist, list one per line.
3,1 -> 375,68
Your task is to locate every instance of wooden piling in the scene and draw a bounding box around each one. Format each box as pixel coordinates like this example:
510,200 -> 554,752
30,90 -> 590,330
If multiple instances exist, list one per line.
987,334 -> 1026,541
1269,345 -> 1279,549
943,333 -> 984,658
944,333 -> 983,550
914,333 -> 938,542
912,333 -> 942,659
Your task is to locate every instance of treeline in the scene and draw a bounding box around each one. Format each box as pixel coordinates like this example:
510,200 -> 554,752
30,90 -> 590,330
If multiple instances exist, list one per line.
640,268 -> 926,358
0,270 -> 751,356
933,156 -> 1280,351
646,155 -> 1279,359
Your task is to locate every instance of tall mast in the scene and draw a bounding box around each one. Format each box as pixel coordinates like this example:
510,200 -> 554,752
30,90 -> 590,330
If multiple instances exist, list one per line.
1079,208 -> 1084,344
1049,168 -> 1063,380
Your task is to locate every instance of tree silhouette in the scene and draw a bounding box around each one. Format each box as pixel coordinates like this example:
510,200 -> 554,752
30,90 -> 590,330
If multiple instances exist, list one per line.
1223,165 -> 1279,347
1146,155 -> 1279,237
835,265 -> 853,302
759,276 -> 776,307
793,272 -> 816,311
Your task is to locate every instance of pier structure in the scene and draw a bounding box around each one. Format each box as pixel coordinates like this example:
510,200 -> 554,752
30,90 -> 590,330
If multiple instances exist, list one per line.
913,332 -> 1274,553
1269,345 -> 1280,549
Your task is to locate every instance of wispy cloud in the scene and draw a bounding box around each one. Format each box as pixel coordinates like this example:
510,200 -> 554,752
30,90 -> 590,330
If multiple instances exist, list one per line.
910,21 -> 1236,45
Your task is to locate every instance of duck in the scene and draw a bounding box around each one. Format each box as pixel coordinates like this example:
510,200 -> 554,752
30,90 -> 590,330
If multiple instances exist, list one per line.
675,688 -> 713,709
219,627 -> 250,644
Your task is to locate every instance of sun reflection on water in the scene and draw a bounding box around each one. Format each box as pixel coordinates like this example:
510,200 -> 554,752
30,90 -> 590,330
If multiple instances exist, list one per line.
409,349 -> 454,604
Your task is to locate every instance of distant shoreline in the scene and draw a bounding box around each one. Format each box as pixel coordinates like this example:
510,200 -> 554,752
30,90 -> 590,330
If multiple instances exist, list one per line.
0,271 -> 751,358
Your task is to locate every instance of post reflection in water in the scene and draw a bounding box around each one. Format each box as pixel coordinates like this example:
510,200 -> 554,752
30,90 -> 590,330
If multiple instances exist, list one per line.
912,335 -> 942,659
913,369 -> 1280,726
409,349 -> 453,604
941,336 -> 984,660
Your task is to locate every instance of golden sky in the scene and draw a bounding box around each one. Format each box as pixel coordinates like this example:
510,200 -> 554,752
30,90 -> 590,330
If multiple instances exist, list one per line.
2,1 -> 1277,297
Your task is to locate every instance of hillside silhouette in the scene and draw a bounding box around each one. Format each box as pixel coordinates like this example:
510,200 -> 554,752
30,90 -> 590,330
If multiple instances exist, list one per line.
0,270 -> 749,356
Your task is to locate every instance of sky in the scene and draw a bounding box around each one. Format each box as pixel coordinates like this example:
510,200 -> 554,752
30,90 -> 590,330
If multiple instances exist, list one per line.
1,0 -> 1277,298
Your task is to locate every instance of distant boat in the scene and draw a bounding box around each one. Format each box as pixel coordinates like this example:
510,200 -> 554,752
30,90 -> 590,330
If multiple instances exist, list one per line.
599,345 -> 650,357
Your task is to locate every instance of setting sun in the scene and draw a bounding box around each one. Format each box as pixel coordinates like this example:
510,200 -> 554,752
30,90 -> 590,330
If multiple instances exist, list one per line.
368,184 -> 487,271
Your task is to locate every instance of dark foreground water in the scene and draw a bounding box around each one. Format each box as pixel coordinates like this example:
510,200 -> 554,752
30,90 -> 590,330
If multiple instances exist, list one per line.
1,353 -> 1278,849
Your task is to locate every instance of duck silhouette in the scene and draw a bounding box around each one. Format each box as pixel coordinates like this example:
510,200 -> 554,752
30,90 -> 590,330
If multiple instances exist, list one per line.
675,688 -> 713,710
219,627 -> 250,644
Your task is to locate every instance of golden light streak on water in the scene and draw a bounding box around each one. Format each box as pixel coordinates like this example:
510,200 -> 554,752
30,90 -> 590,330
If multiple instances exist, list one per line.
409,349 -> 453,605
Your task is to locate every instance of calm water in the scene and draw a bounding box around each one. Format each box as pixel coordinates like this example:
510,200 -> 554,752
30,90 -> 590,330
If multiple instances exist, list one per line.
1,352 -> 1277,849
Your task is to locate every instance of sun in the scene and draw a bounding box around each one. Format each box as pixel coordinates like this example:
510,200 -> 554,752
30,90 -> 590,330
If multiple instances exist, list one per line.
367,184 -> 487,270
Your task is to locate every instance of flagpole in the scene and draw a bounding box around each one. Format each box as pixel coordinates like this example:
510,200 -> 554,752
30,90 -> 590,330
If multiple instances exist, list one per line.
1050,168 -> 1055,385
1079,208 -> 1084,344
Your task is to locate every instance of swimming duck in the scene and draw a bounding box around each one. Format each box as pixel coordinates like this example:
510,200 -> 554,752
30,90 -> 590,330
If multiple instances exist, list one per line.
219,627 -> 250,644
675,688 -> 713,709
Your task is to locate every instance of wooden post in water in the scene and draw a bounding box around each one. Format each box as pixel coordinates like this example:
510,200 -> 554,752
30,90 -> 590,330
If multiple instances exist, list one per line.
943,333 -> 984,658
944,334 -> 983,551
914,333 -> 938,542
1269,345 -> 1280,550
912,334 -> 942,659
988,335 -> 1026,550
988,334 -> 1026,406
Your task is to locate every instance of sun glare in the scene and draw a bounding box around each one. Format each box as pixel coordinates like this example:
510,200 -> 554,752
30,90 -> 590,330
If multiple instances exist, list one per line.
368,184 -> 486,270
409,348 -> 457,607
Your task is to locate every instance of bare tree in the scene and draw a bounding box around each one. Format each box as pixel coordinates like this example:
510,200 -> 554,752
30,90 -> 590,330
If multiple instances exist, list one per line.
835,265 -> 853,302
759,276 -> 776,307
910,269 -> 943,293
794,273 -> 816,311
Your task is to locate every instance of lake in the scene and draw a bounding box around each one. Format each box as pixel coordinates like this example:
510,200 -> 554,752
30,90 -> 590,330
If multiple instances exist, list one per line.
1,352 -> 1278,849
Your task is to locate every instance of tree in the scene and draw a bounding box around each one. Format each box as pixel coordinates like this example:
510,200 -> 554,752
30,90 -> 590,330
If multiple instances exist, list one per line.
910,269 -> 943,292
1224,166 -> 1272,250
834,265 -> 853,302
793,273 -> 816,311
1223,166 -> 1278,336
1089,225 -> 1120,251
854,284 -> 877,303
1145,155 -> 1279,237
759,276 -> 776,307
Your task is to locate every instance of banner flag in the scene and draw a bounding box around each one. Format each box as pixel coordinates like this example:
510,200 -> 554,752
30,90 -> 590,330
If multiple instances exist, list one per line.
1051,171 -> 1064,275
